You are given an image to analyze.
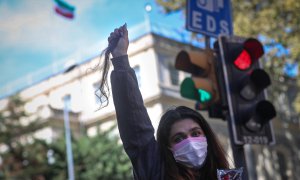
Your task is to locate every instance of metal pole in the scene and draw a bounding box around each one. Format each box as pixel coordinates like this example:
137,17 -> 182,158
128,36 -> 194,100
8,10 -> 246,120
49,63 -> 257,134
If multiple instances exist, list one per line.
144,2 -> 152,32
63,95 -> 75,180
227,115 -> 248,180
205,36 -> 210,49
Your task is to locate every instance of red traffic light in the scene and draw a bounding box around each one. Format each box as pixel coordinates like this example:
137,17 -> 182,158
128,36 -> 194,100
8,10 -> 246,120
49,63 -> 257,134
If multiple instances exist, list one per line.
234,38 -> 264,70
234,49 -> 252,70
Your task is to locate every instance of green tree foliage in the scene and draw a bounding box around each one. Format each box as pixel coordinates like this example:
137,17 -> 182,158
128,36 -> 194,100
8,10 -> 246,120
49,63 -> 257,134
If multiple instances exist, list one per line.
48,128 -> 133,180
155,0 -> 185,13
0,95 -> 51,179
155,0 -> 300,117
0,95 -> 133,179
233,0 -> 300,60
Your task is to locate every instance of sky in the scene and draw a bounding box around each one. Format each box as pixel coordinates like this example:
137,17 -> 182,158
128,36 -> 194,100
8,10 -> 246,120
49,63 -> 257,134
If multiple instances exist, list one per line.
0,0 -> 186,98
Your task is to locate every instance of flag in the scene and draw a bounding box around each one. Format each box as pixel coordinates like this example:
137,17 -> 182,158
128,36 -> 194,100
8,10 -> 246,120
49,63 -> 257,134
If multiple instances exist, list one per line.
54,0 -> 75,19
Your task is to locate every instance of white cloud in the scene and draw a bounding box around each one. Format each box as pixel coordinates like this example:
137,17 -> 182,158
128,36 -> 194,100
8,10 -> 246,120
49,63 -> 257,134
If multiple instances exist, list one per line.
0,0 -> 103,54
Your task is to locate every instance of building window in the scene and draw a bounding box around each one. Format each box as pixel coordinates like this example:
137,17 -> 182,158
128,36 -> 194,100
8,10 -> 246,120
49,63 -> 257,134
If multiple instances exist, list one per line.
168,63 -> 179,85
133,66 -> 141,87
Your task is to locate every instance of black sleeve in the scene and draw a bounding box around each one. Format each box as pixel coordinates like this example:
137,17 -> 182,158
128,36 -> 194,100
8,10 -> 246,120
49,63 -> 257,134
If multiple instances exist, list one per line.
110,55 -> 162,179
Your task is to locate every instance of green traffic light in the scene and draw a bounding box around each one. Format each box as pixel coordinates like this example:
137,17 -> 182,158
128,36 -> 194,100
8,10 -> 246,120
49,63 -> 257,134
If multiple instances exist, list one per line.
180,78 -> 212,103
198,89 -> 212,103
180,78 -> 198,100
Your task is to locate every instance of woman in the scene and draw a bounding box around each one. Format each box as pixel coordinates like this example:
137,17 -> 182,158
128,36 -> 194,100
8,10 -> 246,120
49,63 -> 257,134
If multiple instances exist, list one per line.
108,24 -> 229,180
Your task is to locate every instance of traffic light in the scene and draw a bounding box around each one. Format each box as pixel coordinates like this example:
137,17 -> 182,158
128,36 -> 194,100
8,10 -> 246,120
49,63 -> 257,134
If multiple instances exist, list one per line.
216,36 -> 276,145
175,49 -> 221,113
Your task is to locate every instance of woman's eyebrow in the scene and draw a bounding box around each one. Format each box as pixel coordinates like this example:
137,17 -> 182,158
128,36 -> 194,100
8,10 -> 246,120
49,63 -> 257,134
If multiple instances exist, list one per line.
189,127 -> 202,132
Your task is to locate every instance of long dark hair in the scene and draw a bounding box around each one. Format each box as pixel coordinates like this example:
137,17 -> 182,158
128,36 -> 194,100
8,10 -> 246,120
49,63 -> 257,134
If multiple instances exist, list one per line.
94,27 -> 124,110
156,106 -> 229,180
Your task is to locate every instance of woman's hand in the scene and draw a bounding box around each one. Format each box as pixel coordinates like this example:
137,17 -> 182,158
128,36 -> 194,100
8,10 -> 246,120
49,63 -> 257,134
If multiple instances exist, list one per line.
108,23 -> 129,58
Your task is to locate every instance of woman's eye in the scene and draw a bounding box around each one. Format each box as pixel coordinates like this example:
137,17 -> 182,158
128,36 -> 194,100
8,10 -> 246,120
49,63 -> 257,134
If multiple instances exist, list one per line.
174,136 -> 184,144
191,131 -> 201,137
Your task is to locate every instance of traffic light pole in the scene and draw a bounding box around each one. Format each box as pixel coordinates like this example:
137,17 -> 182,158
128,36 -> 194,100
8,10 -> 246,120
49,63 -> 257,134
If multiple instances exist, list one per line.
205,36 -> 210,49
227,115 -> 249,180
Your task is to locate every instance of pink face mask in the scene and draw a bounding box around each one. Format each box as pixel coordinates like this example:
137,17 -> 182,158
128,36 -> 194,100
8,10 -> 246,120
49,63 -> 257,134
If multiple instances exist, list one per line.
171,136 -> 208,169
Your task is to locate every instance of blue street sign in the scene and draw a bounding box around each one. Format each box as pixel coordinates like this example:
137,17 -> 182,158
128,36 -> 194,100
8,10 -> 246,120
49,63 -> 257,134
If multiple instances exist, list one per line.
186,0 -> 233,37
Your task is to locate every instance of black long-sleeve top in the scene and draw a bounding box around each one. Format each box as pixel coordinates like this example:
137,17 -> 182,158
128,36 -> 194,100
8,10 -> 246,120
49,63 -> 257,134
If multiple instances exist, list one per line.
110,55 -> 164,180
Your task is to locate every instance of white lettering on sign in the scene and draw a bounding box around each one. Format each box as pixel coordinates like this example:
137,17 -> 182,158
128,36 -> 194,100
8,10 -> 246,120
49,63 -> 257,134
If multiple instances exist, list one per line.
196,0 -> 214,12
243,136 -> 269,144
192,11 -> 202,29
190,6 -> 230,35
206,15 -> 216,32
196,0 -> 224,12
220,20 -> 229,34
